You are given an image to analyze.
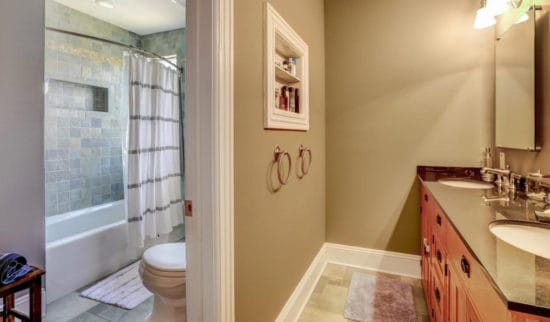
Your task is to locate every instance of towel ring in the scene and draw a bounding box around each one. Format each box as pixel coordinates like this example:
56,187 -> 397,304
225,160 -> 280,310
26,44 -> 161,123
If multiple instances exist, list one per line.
274,146 -> 291,185
299,145 -> 312,175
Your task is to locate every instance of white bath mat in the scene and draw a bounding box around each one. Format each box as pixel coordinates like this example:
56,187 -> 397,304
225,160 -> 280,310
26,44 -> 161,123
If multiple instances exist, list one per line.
81,261 -> 152,310
344,272 -> 417,322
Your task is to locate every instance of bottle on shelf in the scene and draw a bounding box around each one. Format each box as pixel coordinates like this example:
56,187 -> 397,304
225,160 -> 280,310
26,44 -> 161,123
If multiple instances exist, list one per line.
289,88 -> 295,112
295,88 -> 299,113
289,58 -> 297,76
282,60 -> 289,72
280,86 -> 288,110
275,87 -> 280,109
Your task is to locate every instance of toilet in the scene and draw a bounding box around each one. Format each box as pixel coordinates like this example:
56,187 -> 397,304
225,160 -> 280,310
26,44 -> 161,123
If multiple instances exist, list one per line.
139,242 -> 186,322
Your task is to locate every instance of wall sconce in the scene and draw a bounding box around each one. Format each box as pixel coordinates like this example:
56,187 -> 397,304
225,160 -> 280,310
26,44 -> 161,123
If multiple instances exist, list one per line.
473,0 -> 524,29
474,0 -> 497,29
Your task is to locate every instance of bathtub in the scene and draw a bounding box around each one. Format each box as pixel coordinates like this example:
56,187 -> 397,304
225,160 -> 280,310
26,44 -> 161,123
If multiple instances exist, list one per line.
46,200 -> 184,303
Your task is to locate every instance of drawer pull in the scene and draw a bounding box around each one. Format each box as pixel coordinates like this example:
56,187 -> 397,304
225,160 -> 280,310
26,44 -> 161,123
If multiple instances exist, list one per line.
436,250 -> 442,263
435,287 -> 441,303
424,194 -> 428,202
460,256 -> 471,278
436,214 -> 442,226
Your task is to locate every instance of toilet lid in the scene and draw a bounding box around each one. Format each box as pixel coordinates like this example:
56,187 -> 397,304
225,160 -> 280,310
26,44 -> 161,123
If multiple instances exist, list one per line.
143,243 -> 186,271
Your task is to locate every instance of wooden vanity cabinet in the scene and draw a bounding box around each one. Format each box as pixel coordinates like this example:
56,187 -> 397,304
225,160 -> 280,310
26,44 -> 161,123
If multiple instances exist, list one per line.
511,312 -> 550,322
420,184 -> 432,305
420,181 -> 508,322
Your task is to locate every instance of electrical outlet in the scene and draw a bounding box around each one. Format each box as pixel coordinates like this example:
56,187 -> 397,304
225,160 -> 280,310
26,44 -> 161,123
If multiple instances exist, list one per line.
499,152 -> 506,169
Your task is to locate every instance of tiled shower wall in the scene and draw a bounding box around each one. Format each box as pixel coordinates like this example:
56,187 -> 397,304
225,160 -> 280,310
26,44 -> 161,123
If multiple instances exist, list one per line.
141,29 -> 186,68
44,1 -> 185,217
44,0 -> 137,216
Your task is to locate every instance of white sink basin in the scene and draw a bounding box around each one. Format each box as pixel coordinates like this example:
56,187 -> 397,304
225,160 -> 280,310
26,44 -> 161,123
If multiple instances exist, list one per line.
489,221 -> 550,259
438,179 -> 493,190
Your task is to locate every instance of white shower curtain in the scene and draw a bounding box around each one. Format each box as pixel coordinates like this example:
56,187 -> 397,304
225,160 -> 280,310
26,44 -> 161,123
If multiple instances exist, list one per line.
127,54 -> 183,246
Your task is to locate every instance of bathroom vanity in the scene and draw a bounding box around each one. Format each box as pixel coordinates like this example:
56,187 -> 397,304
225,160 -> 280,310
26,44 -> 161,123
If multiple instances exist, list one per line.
418,166 -> 550,322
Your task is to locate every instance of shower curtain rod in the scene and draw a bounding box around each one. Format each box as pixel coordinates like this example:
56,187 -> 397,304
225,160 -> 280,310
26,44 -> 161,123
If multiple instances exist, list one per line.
46,27 -> 183,74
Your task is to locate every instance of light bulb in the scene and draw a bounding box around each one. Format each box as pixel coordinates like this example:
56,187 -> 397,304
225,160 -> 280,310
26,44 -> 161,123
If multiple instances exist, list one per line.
515,13 -> 529,24
473,8 -> 497,29
486,0 -> 510,16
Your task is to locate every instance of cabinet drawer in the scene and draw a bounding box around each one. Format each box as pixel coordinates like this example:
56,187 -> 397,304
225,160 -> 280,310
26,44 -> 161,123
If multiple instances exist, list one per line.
431,203 -> 447,249
447,225 -> 508,322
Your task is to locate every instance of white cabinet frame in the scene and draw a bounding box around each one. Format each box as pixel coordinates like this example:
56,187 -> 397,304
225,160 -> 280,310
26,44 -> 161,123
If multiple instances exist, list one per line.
264,2 -> 309,131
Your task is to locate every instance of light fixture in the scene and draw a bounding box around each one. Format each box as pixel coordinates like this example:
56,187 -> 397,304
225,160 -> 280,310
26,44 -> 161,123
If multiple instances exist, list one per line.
473,3 -> 497,29
95,0 -> 114,9
486,0 -> 510,16
515,12 -> 529,24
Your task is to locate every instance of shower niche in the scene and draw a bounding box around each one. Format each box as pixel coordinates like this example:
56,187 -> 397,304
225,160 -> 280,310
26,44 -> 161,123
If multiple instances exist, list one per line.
47,79 -> 109,112
264,2 -> 309,131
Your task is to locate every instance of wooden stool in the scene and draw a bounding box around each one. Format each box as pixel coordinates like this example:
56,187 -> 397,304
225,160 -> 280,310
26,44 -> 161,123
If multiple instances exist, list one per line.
0,266 -> 45,322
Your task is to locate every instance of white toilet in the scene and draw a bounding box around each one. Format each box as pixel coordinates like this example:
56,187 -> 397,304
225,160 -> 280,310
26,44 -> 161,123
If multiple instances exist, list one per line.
139,242 -> 186,322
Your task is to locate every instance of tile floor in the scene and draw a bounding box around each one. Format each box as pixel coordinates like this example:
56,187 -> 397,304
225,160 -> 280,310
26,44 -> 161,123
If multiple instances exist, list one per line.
298,263 -> 429,322
44,290 -> 153,322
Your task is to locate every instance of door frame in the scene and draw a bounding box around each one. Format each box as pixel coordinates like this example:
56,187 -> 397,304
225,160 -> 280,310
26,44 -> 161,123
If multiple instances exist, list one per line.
185,0 -> 234,320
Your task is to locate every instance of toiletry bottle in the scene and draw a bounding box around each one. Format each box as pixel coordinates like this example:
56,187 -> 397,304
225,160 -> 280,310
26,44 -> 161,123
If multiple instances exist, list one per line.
290,58 -> 297,76
283,60 -> 289,72
275,87 -> 280,109
295,88 -> 299,113
280,87 -> 288,110
289,88 -> 295,112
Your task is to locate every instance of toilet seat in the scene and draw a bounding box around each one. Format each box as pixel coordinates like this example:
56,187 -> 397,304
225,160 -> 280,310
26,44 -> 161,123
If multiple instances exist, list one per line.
142,243 -> 186,272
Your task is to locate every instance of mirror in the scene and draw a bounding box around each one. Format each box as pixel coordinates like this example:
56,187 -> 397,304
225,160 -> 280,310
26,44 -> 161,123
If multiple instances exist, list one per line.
495,5 -> 538,150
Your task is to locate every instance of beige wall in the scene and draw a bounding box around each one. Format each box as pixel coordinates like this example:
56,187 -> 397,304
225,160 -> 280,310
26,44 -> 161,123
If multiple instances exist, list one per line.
325,0 -> 494,254
234,0 -> 325,321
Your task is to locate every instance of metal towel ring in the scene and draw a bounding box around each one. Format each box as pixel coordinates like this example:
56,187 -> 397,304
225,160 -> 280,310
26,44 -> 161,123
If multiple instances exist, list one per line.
298,145 -> 312,175
274,146 -> 292,185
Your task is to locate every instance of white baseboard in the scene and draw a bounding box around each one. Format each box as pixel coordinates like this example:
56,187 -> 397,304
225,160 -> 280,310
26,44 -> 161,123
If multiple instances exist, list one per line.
274,244 -> 328,322
323,243 -> 421,279
0,288 -> 47,318
275,242 -> 421,322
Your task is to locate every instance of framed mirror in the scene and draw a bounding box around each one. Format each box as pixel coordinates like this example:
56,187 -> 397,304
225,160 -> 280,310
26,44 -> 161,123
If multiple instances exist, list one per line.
495,4 -> 538,150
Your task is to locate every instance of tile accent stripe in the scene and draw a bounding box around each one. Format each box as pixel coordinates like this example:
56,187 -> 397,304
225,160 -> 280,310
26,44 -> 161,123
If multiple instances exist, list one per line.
128,146 -> 180,154
127,173 -> 182,189
130,81 -> 179,97
127,198 -> 183,222
130,115 -> 180,123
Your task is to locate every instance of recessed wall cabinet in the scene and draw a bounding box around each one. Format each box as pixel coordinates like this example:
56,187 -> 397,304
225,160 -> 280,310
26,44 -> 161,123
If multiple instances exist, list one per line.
419,180 -> 550,322
264,3 -> 309,131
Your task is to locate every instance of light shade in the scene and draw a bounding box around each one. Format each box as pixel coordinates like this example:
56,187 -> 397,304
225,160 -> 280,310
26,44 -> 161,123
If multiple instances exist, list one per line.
486,0 -> 510,16
95,0 -> 114,9
473,8 -> 497,29
515,13 -> 529,24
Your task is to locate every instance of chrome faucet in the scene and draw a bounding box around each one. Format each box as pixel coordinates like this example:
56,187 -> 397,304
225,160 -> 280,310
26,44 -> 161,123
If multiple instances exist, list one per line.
480,167 -> 511,176
481,167 -> 511,188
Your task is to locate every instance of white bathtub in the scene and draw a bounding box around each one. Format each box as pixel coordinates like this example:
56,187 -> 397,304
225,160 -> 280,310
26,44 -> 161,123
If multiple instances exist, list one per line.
46,200 -> 184,303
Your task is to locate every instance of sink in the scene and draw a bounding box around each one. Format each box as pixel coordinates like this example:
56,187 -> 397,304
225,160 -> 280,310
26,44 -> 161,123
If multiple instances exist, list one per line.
489,221 -> 550,259
438,179 -> 493,190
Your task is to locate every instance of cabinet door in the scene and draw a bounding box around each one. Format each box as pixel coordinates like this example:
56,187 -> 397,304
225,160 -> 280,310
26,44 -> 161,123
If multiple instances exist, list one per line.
448,263 -> 466,322
465,297 -> 482,322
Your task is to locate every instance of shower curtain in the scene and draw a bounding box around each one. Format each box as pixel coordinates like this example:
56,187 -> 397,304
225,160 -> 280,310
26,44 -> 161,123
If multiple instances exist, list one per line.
127,54 -> 183,246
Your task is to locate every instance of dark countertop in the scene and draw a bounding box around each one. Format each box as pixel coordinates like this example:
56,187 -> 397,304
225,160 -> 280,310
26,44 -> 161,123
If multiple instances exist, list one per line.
419,166 -> 550,316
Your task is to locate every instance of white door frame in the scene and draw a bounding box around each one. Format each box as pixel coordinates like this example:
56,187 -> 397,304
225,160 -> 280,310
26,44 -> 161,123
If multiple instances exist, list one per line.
185,0 -> 234,320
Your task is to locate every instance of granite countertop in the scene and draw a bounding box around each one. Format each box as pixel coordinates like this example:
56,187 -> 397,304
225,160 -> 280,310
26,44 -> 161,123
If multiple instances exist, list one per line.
420,168 -> 550,316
